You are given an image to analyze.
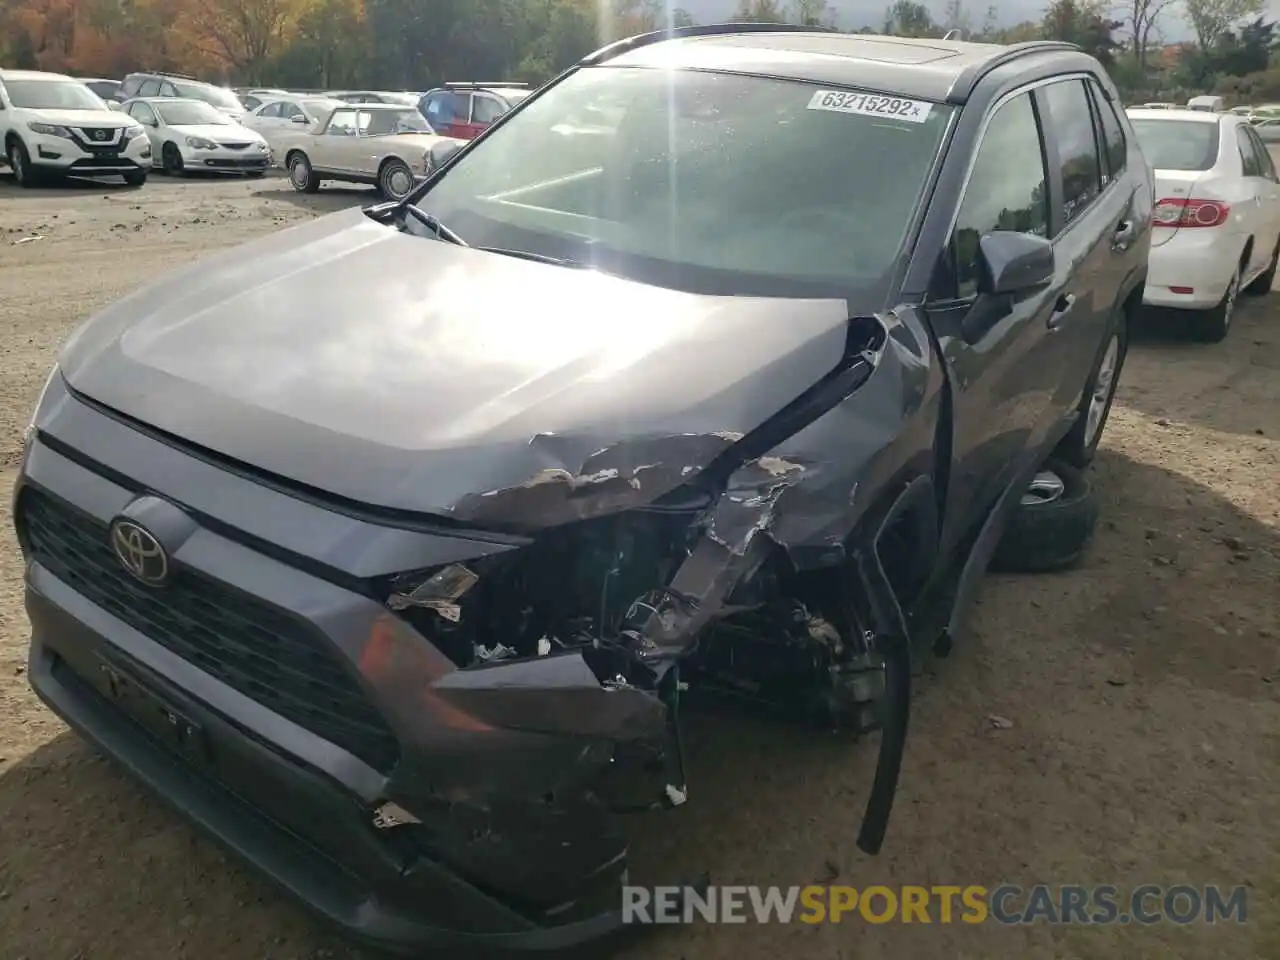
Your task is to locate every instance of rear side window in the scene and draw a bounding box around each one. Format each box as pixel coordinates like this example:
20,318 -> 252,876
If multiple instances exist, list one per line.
472,95 -> 506,124
1129,119 -> 1219,171
1237,128 -> 1262,176
1089,81 -> 1126,182
1247,127 -> 1277,178
1041,79 -> 1102,228
138,79 -> 161,97
121,76 -> 141,97
952,92 -> 1049,298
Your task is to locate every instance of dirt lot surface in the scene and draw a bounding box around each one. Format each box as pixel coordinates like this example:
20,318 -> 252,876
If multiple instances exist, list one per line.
0,171 -> 1278,960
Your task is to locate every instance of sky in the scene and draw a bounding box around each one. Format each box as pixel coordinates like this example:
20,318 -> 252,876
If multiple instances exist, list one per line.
670,0 -> 1280,44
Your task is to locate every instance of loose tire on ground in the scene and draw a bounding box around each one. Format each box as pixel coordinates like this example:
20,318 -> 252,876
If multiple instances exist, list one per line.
990,460 -> 1100,574
122,170 -> 147,187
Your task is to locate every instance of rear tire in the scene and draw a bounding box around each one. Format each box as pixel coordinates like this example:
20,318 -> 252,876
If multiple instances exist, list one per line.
1055,304 -> 1128,468
1190,263 -> 1239,343
1244,238 -> 1279,295
990,460 -> 1100,574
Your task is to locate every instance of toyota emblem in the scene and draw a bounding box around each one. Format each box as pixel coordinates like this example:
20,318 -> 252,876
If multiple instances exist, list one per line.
109,518 -> 170,586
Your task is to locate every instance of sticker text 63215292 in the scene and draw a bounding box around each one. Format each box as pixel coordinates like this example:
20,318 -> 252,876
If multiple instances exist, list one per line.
806,90 -> 933,123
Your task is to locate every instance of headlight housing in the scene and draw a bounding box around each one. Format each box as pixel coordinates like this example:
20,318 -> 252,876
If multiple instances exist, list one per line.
185,136 -> 218,150
27,122 -> 72,138
125,124 -> 146,140
23,364 -> 59,450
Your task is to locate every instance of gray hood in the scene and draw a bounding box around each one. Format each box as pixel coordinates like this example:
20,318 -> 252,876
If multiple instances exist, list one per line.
59,209 -> 852,529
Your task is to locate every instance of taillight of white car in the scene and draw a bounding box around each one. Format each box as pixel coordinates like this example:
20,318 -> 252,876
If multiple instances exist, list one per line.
1152,197 -> 1230,228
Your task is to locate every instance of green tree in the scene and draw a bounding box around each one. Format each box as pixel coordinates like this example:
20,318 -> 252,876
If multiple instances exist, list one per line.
883,0 -> 936,37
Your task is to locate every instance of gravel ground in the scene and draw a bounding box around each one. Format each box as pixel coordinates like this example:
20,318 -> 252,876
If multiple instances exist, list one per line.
0,171 -> 1278,960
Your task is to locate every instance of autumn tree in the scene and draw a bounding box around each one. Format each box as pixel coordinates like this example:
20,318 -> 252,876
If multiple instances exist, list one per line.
180,0 -> 308,82
1184,0 -> 1265,50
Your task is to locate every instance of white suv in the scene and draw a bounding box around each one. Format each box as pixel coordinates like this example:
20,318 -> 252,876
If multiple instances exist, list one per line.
0,69 -> 151,187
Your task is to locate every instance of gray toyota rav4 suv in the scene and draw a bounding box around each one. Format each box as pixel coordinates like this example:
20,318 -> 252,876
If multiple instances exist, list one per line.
15,25 -> 1151,954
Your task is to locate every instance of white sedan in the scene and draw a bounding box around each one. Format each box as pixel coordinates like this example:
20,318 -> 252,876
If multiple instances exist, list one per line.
120,97 -> 270,176
241,95 -> 342,167
1128,107 -> 1280,341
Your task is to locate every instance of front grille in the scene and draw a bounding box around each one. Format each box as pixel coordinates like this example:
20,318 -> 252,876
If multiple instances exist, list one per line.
218,141 -> 251,150
71,127 -> 123,150
20,489 -> 400,773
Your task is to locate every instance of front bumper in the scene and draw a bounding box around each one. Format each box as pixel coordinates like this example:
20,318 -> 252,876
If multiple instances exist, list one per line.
25,128 -> 150,176
1143,230 -> 1244,309
14,382 -> 665,954
180,143 -> 270,172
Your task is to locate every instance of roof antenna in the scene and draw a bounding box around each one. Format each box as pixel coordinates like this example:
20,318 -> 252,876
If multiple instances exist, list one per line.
942,28 -> 964,40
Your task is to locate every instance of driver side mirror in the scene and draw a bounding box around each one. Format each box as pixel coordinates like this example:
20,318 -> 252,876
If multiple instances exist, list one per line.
106,101 -> 122,111
977,231 -> 1055,296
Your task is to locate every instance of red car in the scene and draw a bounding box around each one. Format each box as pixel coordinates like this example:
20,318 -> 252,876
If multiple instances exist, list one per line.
418,82 -> 532,139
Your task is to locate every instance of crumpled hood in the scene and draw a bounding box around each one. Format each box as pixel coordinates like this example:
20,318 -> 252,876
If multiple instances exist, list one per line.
58,208 -> 852,529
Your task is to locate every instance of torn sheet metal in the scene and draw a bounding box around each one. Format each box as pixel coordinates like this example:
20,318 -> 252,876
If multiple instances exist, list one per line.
716,307 -> 939,561
432,651 -> 668,742
387,562 -> 479,620
448,432 -> 738,528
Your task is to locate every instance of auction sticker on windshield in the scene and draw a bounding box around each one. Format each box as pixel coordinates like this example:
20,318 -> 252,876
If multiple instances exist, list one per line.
806,90 -> 933,123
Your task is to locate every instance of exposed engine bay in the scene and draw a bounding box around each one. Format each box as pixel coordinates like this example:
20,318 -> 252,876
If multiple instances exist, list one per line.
384,490 -> 894,811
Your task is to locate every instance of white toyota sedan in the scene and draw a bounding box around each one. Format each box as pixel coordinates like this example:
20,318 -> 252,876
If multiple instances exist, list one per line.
1128,108 -> 1280,341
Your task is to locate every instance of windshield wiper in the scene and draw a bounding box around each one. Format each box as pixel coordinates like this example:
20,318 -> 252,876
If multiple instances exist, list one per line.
400,203 -> 467,246
475,247 -> 595,270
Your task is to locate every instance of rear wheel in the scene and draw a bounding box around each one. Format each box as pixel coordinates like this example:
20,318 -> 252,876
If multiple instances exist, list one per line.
1055,305 -> 1128,468
1190,262 -> 1239,343
1244,238 -> 1279,295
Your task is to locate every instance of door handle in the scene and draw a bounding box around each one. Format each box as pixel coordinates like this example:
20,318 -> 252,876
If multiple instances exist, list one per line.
1112,219 -> 1135,250
1047,293 -> 1076,330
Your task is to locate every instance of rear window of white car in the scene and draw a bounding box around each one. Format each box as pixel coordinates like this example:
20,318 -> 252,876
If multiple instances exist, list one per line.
1130,119 -> 1220,171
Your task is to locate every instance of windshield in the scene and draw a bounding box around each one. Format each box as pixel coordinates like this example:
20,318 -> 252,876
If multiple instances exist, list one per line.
174,82 -> 242,112
4,78 -> 105,111
157,100 -> 229,126
364,108 -> 432,135
415,67 -> 951,298
1131,119 -> 1220,171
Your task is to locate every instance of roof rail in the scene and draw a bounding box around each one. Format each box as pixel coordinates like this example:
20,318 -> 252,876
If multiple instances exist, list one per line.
443,81 -> 530,89
580,21 -> 836,66
946,40 -> 1080,104
133,69 -> 199,81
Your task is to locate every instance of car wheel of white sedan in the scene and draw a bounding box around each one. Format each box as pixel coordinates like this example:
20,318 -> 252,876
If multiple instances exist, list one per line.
1192,262 -> 1239,343
378,158 -> 414,200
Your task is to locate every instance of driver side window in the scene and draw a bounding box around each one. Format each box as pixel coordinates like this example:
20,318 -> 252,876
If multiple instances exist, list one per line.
951,91 -> 1049,298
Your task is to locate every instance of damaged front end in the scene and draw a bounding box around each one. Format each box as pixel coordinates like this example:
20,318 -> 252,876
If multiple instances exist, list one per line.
352,308 -> 936,933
